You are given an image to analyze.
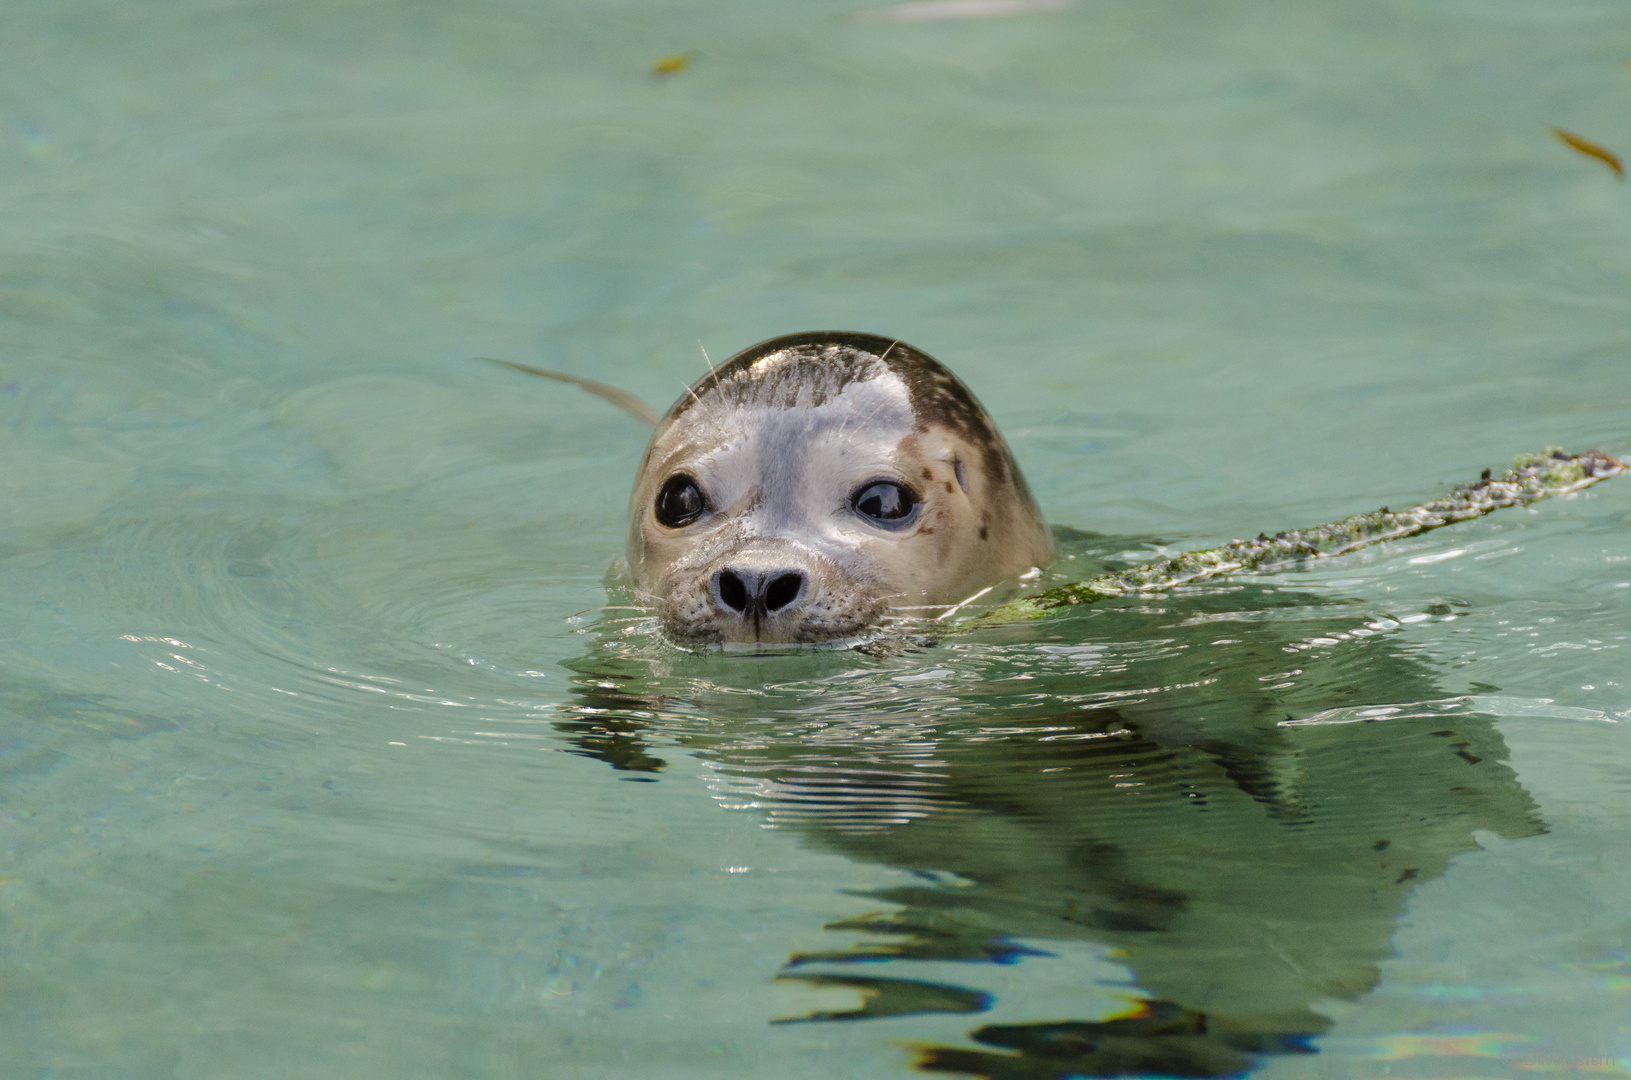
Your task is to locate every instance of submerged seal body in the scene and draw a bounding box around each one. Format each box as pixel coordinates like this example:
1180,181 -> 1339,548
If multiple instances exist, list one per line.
626,332 -> 1052,646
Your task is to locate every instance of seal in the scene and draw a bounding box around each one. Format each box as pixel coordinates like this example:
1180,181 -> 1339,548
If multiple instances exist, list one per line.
625,331 -> 1052,646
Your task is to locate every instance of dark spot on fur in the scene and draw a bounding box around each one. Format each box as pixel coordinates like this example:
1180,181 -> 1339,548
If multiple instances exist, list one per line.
979,526 -> 988,540
943,481 -> 955,494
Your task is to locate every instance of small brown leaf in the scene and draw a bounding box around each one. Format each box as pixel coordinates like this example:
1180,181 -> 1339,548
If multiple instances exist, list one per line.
1552,126 -> 1625,178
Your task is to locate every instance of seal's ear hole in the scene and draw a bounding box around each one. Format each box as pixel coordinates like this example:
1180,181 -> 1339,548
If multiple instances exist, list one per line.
655,475 -> 706,527
851,481 -> 920,529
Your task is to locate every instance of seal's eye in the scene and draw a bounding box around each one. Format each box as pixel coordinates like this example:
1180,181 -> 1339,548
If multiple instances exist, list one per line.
851,481 -> 919,529
655,475 -> 706,527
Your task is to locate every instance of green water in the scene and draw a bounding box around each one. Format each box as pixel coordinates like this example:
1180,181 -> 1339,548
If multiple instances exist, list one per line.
2,0 -> 1629,1076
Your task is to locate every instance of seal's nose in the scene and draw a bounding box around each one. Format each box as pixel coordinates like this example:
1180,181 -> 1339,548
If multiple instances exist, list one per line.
713,567 -> 807,617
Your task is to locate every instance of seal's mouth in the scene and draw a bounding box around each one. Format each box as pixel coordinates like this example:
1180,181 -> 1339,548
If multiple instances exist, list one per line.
715,636 -> 870,654
655,606 -> 887,648
647,574 -> 1024,650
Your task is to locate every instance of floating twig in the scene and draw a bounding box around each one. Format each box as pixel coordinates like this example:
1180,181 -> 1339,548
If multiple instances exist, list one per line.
974,448 -> 1627,625
480,357 -> 660,427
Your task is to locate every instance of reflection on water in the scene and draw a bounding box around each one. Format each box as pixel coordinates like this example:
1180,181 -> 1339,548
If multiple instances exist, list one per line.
558,535 -> 1540,1077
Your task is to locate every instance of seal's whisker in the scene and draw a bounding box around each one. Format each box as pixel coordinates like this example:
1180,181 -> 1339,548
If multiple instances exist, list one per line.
935,585 -> 995,620
836,398 -> 892,449
828,392 -> 869,444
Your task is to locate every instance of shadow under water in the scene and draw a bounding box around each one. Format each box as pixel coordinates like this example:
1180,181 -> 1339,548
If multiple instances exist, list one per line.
554,533 -> 1541,1079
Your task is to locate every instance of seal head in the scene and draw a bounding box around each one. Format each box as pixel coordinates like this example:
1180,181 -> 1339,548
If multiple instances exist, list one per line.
627,332 -> 1052,646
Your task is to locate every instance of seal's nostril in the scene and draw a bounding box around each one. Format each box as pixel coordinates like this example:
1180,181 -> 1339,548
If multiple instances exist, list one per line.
764,573 -> 804,613
717,570 -> 749,613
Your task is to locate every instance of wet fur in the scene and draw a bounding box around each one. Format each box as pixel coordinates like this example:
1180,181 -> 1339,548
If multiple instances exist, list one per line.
626,333 -> 1052,645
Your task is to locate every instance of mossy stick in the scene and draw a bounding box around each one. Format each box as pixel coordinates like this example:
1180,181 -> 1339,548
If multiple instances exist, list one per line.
976,448 -> 1627,625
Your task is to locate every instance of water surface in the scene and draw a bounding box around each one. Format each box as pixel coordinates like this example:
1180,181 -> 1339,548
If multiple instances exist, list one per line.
2,0 -> 1629,1076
